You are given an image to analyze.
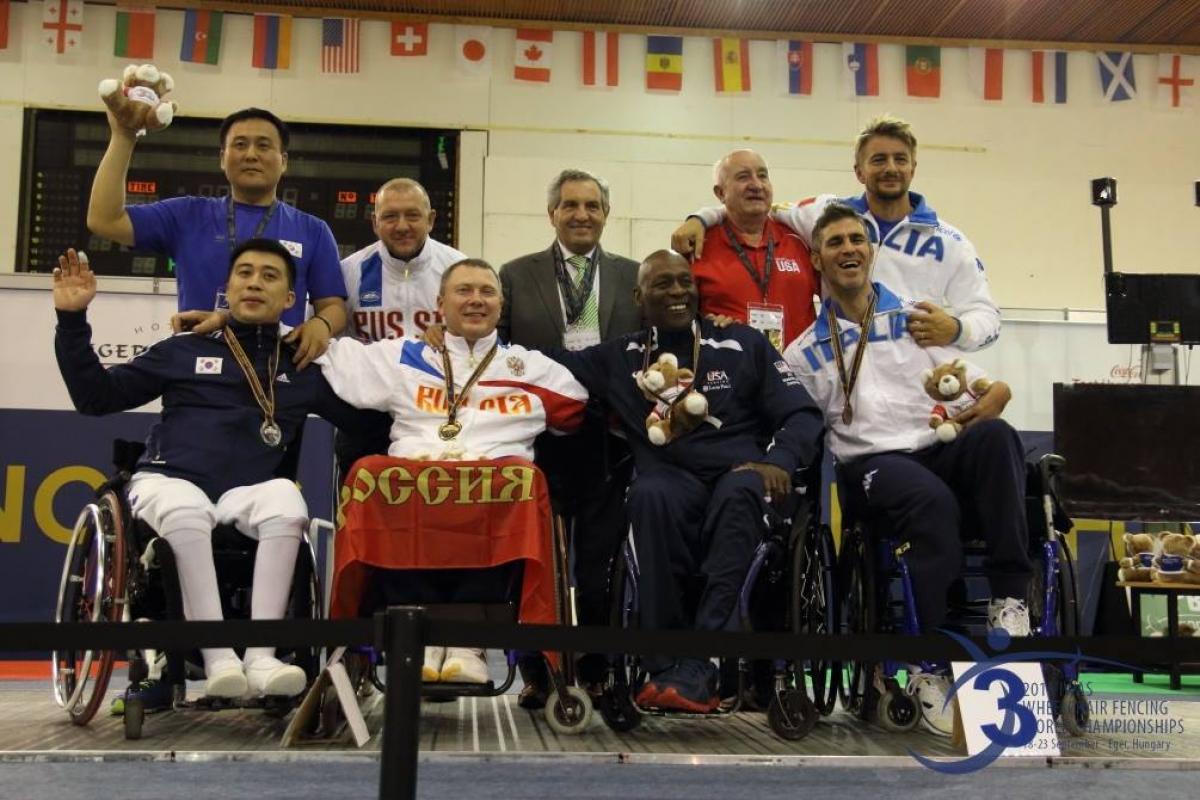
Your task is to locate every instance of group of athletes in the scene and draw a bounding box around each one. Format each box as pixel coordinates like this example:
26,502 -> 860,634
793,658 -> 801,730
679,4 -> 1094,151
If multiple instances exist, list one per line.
49,92 -> 1034,733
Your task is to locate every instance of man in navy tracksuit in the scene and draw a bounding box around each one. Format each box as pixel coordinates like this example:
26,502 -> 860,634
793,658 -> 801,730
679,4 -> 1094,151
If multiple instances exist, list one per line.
54,238 -> 366,703
552,250 -> 823,713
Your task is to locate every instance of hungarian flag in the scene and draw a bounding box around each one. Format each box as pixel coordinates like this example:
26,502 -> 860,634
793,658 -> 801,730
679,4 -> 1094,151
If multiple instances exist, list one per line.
514,28 -> 553,82
252,14 -> 291,70
1031,50 -> 1068,104
968,47 -> 1004,101
905,46 -> 940,98
114,5 -> 154,59
713,37 -> 750,93
843,43 -> 879,97
180,9 -> 222,65
43,1 -> 84,55
779,40 -> 813,96
0,1 -> 11,50
1156,53 -> 1198,109
582,31 -> 619,87
646,35 -> 683,92
391,21 -> 428,56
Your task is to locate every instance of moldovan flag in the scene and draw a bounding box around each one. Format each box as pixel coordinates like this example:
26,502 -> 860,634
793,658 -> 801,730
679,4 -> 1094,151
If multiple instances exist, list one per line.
114,5 -> 154,59
582,31 -> 619,87
391,21 -> 428,56
779,40 -> 813,96
843,43 -> 879,97
968,47 -> 1004,101
1031,50 -> 1068,104
455,25 -> 492,77
514,28 -> 553,82
180,9 -> 222,65
252,14 -> 291,70
905,45 -> 941,98
43,1 -> 84,54
321,18 -> 360,74
1,1 -> 12,50
1156,53 -> 1198,109
713,37 -> 751,93
646,35 -> 683,91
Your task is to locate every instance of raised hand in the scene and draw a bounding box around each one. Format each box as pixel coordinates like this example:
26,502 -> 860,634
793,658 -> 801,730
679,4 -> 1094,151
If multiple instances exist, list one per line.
53,249 -> 98,312
671,217 -> 707,259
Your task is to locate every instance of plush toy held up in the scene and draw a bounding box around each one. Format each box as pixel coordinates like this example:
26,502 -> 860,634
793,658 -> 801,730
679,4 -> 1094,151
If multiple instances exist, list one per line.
98,64 -> 177,137
635,353 -> 709,446
921,358 -> 994,443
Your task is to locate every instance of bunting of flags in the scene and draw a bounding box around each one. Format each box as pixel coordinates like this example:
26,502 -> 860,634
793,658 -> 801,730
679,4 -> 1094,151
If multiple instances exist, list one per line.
252,14 -> 291,70
646,35 -> 683,92
43,1 -> 84,54
713,37 -> 750,93
114,4 -> 154,59
180,9 -> 221,64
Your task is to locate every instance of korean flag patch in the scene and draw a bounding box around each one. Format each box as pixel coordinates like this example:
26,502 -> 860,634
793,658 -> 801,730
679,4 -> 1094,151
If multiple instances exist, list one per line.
195,356 -> 223,374
279,240 -> 304,259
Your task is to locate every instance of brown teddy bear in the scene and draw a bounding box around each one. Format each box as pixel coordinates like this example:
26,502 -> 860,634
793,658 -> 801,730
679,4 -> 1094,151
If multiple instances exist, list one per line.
635,352 -> 710,445
921,359 -> 994,443
98,63 -> 176,137
1119,532 -> 1157,582
1153,532 -> 1200,585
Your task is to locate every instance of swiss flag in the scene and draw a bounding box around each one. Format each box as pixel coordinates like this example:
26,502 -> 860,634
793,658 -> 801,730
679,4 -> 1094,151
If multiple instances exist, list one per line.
455,25 -> 492,77
514,28 -> 553,83
391,20 -> 427,56
43,0 -> 84,55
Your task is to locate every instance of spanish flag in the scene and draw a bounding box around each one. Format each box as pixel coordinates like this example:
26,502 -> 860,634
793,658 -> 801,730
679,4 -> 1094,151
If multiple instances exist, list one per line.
646,35 -> 683,92
713,37 -> 751,93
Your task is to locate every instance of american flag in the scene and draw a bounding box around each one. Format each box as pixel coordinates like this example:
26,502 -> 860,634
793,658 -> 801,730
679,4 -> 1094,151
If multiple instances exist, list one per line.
321,17 -> 359,73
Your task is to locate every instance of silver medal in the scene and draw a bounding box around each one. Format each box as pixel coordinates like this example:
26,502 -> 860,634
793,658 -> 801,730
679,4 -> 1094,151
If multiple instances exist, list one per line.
260,420 -> 282,447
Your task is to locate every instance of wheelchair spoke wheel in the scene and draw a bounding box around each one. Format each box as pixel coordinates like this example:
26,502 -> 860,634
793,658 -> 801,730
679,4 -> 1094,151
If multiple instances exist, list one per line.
793,523 -> 841,715
837,528 -> 877,721
767,687 -> 818,741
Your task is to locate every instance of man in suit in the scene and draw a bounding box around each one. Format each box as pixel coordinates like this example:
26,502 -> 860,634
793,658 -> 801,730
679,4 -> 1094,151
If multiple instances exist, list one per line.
498,169 -> 641,707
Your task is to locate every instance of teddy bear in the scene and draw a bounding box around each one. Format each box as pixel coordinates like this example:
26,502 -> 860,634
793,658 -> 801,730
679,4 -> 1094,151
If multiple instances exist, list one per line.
635,352 -> 709,445
1119,532 -> 1157,582
98,63 -> 177,137
1153,532 -> 1200,585
921,359 -> 994,443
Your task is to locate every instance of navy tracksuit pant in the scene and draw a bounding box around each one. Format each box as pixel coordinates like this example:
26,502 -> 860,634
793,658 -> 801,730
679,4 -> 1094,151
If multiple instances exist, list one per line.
838,418 -> 1032,631
626,465 -> 766,672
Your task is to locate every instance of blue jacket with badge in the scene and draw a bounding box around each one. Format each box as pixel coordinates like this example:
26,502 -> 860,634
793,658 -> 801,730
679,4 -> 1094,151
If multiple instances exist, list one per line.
54,309 -> 366,501
551,319 -> 823,483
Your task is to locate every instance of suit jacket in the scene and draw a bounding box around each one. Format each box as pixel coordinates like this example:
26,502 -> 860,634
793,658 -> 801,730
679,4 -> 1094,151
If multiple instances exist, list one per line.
499,244 -> 641,350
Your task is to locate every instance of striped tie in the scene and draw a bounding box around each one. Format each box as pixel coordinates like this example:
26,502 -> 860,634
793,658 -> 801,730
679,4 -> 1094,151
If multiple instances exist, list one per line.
568,254 -> 599,329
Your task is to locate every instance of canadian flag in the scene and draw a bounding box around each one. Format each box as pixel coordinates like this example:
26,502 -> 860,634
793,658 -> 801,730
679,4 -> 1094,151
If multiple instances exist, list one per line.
514,28 -> 553,83
455,25 -> 492,77
582,31 -> 619,87
43,0 -> 84,54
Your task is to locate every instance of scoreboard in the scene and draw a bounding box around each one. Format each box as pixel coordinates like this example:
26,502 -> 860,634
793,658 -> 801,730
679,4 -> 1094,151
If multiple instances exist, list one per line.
17,110 -> 458,277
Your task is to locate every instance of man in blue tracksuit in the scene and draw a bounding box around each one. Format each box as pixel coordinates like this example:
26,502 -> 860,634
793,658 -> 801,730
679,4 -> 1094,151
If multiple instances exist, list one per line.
551,250 -> 824,713
54,238 -> 366,703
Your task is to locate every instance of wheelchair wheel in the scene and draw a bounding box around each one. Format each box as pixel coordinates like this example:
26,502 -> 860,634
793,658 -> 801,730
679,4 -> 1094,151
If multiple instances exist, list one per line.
1029,537 -> 1080,721
837,527 -> 878,721
53,491 -> 128,726
599,544 -> 642,733
1060,682 -> 1090,737
767,686 -> 818,741
545,686 -> 593,734
792,521 -> 840,715
877,679 -> 920,733
598,686 -> 641,732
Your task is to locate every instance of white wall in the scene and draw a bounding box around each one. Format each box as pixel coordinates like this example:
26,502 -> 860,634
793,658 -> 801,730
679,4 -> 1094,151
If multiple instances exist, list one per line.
1,3 -> 1198,310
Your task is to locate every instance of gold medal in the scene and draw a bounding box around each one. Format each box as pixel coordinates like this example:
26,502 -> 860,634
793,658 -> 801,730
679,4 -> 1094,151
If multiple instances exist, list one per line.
438,421 -> 462,441
440,342 -> 498,448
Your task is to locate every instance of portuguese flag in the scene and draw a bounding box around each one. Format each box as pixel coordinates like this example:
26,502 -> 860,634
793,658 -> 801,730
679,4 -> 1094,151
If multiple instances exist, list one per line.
114,7 -> 155,59
905,45 -> 941,98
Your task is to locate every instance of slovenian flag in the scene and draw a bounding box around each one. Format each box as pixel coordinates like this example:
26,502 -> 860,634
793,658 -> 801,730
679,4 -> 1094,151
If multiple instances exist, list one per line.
252,14 -> 291,70
180,9 -> 222,65
779,40 -> 813,96
843,43 -> 879,97
1032,50 -> 1068,104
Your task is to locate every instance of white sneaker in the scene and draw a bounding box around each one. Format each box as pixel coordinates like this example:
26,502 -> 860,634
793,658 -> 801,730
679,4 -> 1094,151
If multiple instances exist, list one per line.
908,670 -> 954,736
988,597 -> 1032,637
204,657 -> 248,699
439,648 -> 489,684
245,656 -> 307,698
422,646 -> 446,682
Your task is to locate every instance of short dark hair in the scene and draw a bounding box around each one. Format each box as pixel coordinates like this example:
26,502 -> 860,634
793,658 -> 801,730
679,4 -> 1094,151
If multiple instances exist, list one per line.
811,203 -> 870,249
219,108 -> 289,150
439,258 -> 502,297
228,238 -> 296,289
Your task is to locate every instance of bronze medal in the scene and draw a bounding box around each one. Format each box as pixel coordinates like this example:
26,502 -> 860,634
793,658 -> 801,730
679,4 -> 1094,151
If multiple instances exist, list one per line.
842,405 -> 853,426
827,292 -> 877,429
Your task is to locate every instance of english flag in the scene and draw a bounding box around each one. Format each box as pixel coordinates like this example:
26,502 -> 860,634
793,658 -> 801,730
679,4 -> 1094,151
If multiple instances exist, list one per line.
1156,53 -> 1198,109
455,25 -> 492,77
514,28 -> 553,83
582,31 -> 619,87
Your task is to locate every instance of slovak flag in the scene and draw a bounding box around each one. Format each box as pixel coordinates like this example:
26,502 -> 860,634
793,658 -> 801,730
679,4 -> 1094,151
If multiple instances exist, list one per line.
843,43 -> 879,97
582,31 -> 619,87
779,40 -> 813,96
1156,53 -> 1198,109
455,25 -> 492,77
1031,50 -> 1068,104
514,28 -> 553,83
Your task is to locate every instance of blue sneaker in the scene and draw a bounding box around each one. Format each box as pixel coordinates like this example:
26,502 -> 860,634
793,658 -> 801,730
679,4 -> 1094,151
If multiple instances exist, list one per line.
648,659 -> 719,714
110,678 -> 173,716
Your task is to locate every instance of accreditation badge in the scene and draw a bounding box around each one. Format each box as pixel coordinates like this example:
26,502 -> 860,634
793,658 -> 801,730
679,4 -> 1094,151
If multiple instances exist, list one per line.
748,302 -> 785,351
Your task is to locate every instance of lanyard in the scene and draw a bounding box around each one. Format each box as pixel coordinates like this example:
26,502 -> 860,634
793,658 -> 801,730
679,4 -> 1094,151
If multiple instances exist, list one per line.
223,328 -> 282,446
438,343 -> 499,440
227,196 -> 279,252
552,245 -> 600,325
723,222 -> 775,301
641,322 -> 703,406
826,293 -> 877,426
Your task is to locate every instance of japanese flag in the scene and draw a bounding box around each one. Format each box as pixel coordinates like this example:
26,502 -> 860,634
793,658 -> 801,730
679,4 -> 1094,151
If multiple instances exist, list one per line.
455,25 -> 492,77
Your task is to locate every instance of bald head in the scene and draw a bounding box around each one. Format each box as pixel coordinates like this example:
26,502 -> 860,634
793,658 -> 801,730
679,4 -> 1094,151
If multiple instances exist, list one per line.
712,149 -> 773,227
637,249 -> 690,287
634,250 -> 698,331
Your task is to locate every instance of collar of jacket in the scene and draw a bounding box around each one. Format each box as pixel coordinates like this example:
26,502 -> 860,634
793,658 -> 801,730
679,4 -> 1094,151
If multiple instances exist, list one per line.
812,282 -> 905,342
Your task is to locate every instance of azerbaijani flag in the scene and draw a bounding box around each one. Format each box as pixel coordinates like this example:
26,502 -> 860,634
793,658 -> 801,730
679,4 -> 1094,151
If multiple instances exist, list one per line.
843,42 -> 879,97
905,45 -> 940,97
646,35 -> 683,91
713,37 -> 750,93
180,9 -> 222,65
113,6 -> 154,59
252,14 -> 292,70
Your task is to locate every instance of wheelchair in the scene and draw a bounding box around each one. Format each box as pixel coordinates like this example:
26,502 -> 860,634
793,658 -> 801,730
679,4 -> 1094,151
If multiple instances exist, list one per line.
837,452 -> 1090,735
52,439 -> 322,740
597,462 -> 839,741
320,455 -> 593,736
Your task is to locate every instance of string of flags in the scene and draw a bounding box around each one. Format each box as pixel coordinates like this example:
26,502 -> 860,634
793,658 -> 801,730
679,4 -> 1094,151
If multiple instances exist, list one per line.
3,4 -> 1196,108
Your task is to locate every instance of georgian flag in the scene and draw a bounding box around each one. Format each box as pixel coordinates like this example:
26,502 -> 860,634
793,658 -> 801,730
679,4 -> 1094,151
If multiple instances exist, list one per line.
43,0 -> 84,54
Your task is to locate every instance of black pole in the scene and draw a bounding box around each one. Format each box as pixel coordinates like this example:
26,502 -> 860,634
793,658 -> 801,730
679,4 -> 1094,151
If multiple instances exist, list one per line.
379,606 -> 425,800
1100,204 -> 1114,275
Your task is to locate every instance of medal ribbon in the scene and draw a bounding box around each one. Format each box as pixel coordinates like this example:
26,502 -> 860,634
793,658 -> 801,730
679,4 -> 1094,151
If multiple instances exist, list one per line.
441,343 -> 500,432
223,328 -> 281,434
723,222 -> 775,301
826,292 -> 878,425
640,321 -> 703,410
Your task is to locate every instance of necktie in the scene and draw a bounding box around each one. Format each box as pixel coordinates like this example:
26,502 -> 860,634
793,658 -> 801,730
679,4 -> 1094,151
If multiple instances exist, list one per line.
567,254 -> 599,329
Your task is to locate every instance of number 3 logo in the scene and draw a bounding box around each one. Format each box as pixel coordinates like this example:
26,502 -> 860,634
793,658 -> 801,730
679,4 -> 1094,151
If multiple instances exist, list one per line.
975,667 -> 1037,748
